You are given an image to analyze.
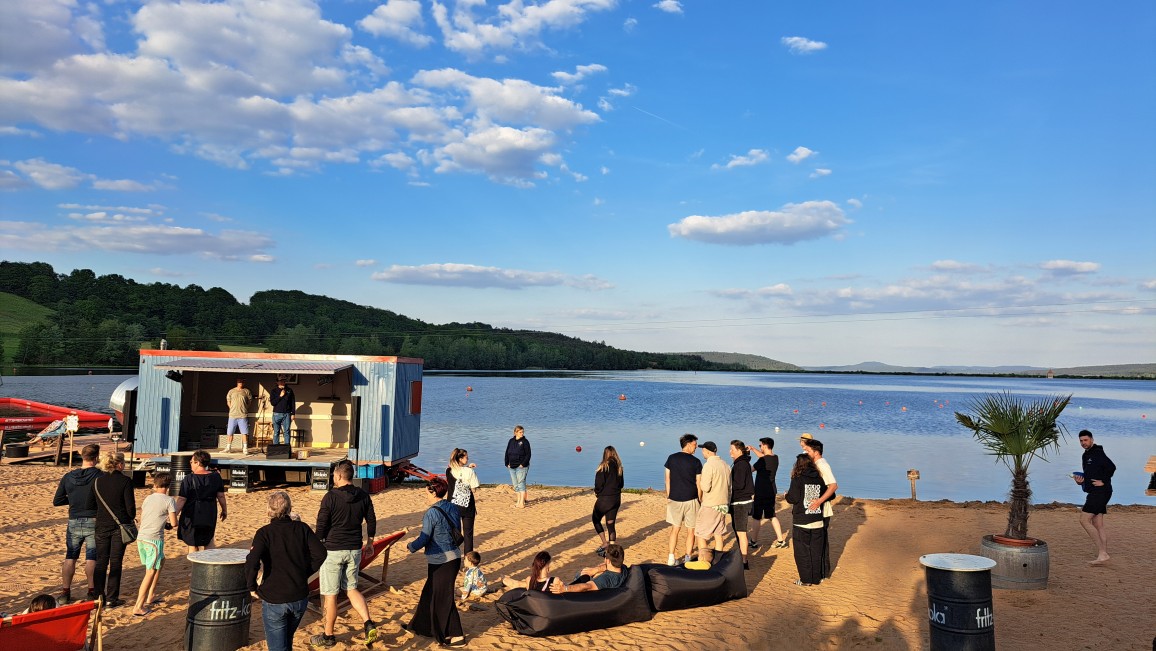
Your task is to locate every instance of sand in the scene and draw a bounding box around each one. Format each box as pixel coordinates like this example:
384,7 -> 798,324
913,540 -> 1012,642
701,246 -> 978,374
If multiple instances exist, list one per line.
1,464 -> 1152,650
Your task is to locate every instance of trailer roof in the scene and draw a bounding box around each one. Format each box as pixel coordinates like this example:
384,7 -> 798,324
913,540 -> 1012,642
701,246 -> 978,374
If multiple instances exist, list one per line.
154,358 -> 353,374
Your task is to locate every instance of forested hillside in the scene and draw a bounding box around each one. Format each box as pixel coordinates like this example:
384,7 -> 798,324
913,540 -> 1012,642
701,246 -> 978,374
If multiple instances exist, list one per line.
0,261 -> 744,372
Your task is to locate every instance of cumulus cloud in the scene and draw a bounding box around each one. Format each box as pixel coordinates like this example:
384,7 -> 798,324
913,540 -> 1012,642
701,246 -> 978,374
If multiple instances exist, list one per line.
5,158 -> 161,191
712,149 -> 769,170
552,63 -> 608,85
607,83 -> 636,97
355,259 -> 377,267
371,262 -> 612,290
0,0 -> 103,75
0,1 -> 602,184
786,146 -> 816,164
92,179 -> 158,191
653,1 -> 683,14
358,0 -> 434,47
0,219 -> 274,260
931,260 -> 983,273
846,198 -> 863,209
1040,260 -> 1100,275
810,168 -> 831,178
713,284 -> 793,300
668,200 -> 851,245
781,36 -> 827,54
431,0 -> 617,58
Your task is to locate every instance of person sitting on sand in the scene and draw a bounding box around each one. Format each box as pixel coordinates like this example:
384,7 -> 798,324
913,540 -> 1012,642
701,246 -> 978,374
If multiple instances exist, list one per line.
458,551 -> 500,605
502,551 -> 556,592
548,543 -> 626,593
27,594 -> 57,613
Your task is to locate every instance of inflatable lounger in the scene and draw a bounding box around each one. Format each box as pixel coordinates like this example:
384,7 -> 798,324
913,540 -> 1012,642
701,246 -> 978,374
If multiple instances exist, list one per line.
638,547 -> 747,612
496,566 -> 652,637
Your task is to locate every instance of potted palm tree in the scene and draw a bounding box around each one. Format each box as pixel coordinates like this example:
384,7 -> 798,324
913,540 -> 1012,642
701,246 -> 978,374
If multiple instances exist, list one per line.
955,391 -> 1070,589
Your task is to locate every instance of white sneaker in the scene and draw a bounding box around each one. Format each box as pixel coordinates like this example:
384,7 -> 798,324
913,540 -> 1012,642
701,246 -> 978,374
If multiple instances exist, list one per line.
242,446 -> 248,454
667,554 -> 677,566
222,447 -> 233,453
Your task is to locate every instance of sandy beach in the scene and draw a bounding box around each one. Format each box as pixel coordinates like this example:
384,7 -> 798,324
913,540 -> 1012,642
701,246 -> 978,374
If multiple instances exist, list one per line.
1,464 -> 1152,650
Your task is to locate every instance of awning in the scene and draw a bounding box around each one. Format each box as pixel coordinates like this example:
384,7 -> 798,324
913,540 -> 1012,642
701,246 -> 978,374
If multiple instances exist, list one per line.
155,359 -> 353,374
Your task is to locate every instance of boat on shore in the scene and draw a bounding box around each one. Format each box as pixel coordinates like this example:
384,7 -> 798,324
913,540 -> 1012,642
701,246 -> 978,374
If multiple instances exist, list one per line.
0,397 -> 110,432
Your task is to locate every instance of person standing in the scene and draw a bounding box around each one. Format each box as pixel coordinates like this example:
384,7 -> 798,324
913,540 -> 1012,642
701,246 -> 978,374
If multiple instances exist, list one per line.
504,425 -> 531,508
803,438 -> 838,579
268,377 -> 296,447
695,441 -> 731,566
664,433 -> 702,566
88,451 -> 135,607
406,478 -> 466,648
224,378 -> 252,453
728,440 -> 754,569
785,454 -> 827,586
748,437 -> 788,549
446,448 -> 480,554
311,461 -> 378,648
246,491 -> 327,651
53,443 -> 101,605
131,472 -> 178,616
1074,430 -> 1115,565
175,450 -> 228,552
591,446 -> 624,557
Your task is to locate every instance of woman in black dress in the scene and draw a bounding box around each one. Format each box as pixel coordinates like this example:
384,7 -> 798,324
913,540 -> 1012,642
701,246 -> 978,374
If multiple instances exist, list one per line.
591,446 -> 624,556
174,450 -> 227,551
784,453 -> 827,586
90,451 -> 135,607
405,478 -> 465,647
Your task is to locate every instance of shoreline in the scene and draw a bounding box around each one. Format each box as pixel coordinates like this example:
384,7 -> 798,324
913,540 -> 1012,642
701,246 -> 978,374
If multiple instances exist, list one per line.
1,466 -> 1152,650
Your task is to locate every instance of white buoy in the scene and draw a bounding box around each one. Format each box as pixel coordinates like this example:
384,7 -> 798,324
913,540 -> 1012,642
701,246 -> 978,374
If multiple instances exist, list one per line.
639,441 -> 645,447
774,426 -> 780,432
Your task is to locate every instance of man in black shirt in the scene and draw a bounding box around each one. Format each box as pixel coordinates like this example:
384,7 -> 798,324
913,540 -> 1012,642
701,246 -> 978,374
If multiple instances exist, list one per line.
664,433 -> 702,566
1074,430 -> 1115,565
748,437 -> 788,549
268,377 -> 296,447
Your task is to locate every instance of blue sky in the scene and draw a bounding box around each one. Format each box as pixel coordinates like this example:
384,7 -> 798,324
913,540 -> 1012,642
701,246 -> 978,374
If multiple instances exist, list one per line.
1,1 -> 1154,367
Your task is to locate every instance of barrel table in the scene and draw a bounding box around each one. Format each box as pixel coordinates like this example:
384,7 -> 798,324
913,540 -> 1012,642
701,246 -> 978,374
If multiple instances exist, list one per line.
170,452 -> 195,496
186,548 -> 252,651
919,553 -> 997,651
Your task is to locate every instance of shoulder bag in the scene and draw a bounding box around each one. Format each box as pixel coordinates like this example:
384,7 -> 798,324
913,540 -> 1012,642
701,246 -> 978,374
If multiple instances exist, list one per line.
450,470 -> 472,509
432,505 -> 464,548
95,476 -> 138,544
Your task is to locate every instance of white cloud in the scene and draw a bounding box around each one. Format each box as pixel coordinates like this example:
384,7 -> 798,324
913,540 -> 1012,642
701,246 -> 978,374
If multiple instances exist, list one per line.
0,169 -> 30,190
0,126 -> 42,137
931,260 -> 982,273
846,198 -> 863,209
61,203 -> 161,215
0,0 -> 103,75
668,200 -> 851,245
0,219 -> 274,260
712,149 -> 769,170
597,97 -> 613,111
623,17 -> 638,32
413,68 -> 599,131
593,197 -> 604,205
11,158 -> 88,189
781,36 -> 827,55
653,1 -> 683,14
427,124 -> 559,184
786,146 -> 816,164
810,168 -> 831,178
66,210 -> 147,223
371,262 -> 612,290
1142,279 -> 1156,291
249,254 -> 275,263
713,283 -> 794,300
355,259 -> 377,267
358,0 -> 434,47
431,0 -> 617,58
149,267 -> 191,278
600,166 -> 610,175
552,63 -> 608,85
1040,260 -> 1100,275
92,179 -> 157,192
607,83 -> 636,97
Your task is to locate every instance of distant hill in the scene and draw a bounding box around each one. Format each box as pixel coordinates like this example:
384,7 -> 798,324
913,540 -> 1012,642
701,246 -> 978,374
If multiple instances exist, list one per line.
684,352 -> 802,371
0,291 -> 56,364
803,361 -> 1156,379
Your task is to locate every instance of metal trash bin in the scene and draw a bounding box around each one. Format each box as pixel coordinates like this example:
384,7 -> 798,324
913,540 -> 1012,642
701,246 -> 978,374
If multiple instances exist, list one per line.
920,553 -> 997,651
186,548 -> 251,651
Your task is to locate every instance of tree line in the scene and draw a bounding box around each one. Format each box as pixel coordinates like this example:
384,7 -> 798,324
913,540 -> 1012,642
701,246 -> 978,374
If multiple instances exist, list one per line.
0,261 -> 745,372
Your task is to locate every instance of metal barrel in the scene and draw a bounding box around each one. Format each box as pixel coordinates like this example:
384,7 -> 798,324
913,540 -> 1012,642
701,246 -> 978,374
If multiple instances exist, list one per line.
920,553 -> 997,651
170,452 -> 194,496
185,548 -> 251,651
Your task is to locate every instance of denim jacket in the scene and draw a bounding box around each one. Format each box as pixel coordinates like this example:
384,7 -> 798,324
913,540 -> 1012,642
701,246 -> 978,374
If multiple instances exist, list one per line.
407,500 -> 462,565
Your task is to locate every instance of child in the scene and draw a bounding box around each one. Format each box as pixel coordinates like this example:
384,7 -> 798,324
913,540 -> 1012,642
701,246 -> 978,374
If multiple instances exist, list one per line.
28,594 -> 57,612
459,551 -> 496,605
132,472 -> 178,616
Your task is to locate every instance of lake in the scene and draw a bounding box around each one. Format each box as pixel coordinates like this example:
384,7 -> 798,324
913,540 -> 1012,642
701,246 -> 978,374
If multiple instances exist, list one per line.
2,371 -> 1152,504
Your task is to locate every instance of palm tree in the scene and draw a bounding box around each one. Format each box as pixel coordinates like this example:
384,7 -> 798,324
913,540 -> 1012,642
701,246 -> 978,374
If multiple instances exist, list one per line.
955,392 -> 1071,540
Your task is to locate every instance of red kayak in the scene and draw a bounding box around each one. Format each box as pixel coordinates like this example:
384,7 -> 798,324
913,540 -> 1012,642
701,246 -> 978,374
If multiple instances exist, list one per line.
308,530 -> 407,592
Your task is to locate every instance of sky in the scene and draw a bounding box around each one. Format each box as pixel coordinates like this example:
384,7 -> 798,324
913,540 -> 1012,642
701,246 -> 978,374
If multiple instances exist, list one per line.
1,1 -> 1154,368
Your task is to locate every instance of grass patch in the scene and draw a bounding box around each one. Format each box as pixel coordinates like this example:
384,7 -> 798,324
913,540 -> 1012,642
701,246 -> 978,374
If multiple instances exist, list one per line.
0,292 -> 55,365
218,344 -> 268,353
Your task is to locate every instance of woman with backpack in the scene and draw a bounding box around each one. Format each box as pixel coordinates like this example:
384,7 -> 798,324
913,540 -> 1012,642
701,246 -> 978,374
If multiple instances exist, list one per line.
446,448 -> 480,554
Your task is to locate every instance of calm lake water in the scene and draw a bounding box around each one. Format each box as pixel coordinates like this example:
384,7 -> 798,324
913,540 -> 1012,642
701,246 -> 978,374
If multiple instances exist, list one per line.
3,371 -> 1153,504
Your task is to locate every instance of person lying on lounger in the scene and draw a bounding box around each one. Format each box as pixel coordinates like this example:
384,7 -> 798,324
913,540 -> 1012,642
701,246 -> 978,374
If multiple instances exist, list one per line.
26,420 -> 67,449
549,543 -> 626,593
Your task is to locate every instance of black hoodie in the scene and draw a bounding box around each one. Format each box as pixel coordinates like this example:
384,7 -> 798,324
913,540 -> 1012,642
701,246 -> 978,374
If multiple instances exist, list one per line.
785,467 -> 827,527
1081,444 -> 1116,493
731,453 -> 755,502
53,466 -> 103,518
315,484 -> 376,551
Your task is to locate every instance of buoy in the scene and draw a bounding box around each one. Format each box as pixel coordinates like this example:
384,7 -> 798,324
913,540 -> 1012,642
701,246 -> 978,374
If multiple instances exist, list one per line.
819,423 -> 825,429
821,402 -> 826,407
901,406 -> 907,412
618,394 -> 626,401
466,386 -> 473,392
576,446 -> 582,453
793,409 -> 798,414
1143,414 -> 1147,419
885,401 -> 890,406
774,426 -> 780,432
858,400 -> 863,405
639,441 -> 645,447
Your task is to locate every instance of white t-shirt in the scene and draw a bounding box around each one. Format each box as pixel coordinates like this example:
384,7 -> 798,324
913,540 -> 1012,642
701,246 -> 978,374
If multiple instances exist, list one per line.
139,493 -> 177,541
815,458 -> 837,518
452,466 -> 480,489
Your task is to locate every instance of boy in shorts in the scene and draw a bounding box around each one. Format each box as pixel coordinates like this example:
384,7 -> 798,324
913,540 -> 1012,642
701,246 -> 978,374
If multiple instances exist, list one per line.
133,473 -> 178,616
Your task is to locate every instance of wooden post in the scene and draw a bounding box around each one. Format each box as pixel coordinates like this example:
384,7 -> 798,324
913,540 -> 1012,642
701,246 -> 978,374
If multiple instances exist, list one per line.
907,469 -> 920,500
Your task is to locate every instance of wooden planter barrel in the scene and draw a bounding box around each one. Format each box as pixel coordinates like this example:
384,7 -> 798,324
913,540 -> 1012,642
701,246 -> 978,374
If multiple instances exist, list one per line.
979,535 -> 1049,590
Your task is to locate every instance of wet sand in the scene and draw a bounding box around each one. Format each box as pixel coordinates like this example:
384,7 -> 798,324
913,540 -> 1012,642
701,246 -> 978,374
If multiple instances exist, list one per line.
1,464 -> 1152,650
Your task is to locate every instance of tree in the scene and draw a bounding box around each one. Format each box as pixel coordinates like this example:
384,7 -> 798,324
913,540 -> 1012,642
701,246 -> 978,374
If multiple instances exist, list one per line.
955,392 -> 1071,540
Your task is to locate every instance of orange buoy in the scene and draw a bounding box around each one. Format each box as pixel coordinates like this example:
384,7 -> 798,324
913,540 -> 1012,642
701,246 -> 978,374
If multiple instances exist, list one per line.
901,406 -> 907,412
466,386 -> 473,392
793,409 -> 799,414
618,394 -> 626,401
819,423 -> 825,429
821,402 -> 826,407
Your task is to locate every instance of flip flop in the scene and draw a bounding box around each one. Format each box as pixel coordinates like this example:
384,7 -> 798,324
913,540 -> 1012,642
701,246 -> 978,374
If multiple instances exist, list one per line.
148,597 -> 164,605
133,609 -> 150,617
